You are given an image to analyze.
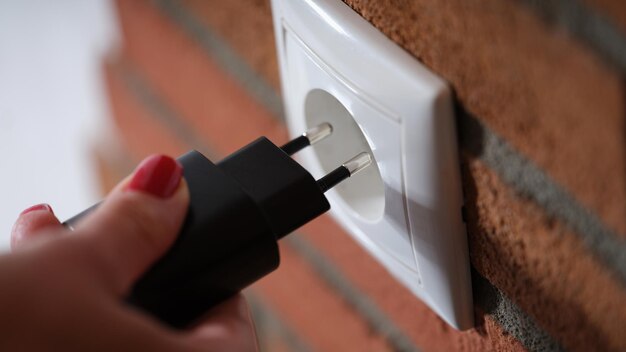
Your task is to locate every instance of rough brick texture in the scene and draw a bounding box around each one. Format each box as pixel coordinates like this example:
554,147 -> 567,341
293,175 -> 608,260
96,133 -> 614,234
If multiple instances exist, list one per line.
585,0 -> 626,31
104,62 -> 395,350
342,0 -> 626,238
464,159 -> 626,351
100,0 -> 626,350
181,0 -> 280,90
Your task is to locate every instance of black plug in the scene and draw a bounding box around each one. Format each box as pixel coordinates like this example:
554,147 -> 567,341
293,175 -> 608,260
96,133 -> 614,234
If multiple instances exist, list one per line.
64,123 -> 371,328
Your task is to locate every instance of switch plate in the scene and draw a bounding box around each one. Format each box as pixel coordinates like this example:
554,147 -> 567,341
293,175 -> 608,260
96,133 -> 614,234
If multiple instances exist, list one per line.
271,0 -> 473,329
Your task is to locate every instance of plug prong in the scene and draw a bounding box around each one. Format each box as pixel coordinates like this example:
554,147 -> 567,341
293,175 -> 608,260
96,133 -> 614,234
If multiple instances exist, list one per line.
280,123 -> 333,155
343,152 -> 372,176
304,122 -> 333,145
316,152 -> 372,193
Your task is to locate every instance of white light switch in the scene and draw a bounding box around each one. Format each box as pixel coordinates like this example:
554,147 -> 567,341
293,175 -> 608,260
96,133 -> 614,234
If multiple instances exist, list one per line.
271,0 -> 474,329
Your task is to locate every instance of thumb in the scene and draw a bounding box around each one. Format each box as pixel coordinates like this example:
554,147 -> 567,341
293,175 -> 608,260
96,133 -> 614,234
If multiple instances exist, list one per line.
74,154 -> 189,295
11,204 -> 62,250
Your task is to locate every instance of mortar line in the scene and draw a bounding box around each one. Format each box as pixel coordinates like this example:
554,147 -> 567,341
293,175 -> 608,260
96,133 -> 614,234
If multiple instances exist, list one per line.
116,62 -> 216,159
458,110 -> 626,285
153,0 -> 285,121
152,0 -> 625,345
116,58 -> 421,351
289,234 -> 566,352
472,269 -> 566,351
158,0 -> 626,286
125,39 -> 571,352
289,231 -> 567,351
286,235 -> 420,352
247,293 -> 313,352
115,55 -> 560,351
521,0 -> 626,73
115,62 -> 314,352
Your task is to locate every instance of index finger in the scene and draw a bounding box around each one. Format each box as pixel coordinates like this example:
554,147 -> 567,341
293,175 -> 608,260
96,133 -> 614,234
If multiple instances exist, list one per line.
69,155 -> 189,295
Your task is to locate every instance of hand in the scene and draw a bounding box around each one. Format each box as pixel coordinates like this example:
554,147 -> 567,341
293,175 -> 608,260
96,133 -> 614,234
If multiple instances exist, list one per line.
1,154 -> 258,351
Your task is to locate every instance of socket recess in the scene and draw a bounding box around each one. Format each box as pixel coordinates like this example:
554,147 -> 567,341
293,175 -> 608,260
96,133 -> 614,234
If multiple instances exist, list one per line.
271,0 -> 473,329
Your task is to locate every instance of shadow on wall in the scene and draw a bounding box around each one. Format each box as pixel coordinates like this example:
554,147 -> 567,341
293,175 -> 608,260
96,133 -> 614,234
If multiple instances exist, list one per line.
623,78 -> 626,211
456,101 -> 612,350
462,163 -> 608,351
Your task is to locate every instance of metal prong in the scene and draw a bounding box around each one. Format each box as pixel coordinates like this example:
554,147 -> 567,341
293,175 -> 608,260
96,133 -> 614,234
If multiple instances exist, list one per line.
280,123 -> 333,156
316,152 -> 372,193
303,122 -> 333,145
342,152 -> 372,176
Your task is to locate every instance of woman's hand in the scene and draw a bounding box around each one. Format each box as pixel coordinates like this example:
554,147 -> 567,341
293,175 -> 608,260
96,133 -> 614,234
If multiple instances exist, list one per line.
1,154 -> 258,351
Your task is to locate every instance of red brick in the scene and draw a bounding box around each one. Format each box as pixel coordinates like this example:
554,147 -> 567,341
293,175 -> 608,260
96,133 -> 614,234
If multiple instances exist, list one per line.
110,1 -> 541,349
464,159 -> 626,351
166,0 -> 626,238
90,144 -> 131,196
342,0 -> 626,237
116,0 -> 286,158
104,58 -> 189,159
299,216 -> 526,351
104,52 -> 524,349
103,60 -> 393,350
181,0 -> 281,91
255,243 -> 392,351
584,0 -> 626,32
109,0 -> 626,350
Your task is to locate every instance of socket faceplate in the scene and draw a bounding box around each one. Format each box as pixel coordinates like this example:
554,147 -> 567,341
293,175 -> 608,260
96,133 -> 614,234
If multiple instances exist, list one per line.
271,0 -> 473,329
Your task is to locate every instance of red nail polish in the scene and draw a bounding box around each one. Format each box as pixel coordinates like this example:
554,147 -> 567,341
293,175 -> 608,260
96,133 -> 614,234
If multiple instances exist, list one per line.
127,154 -> 183,198
20,203 -> 53,216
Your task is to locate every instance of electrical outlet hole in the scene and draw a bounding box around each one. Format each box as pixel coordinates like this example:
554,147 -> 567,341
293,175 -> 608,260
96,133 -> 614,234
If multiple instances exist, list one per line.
305,89 -> 385,221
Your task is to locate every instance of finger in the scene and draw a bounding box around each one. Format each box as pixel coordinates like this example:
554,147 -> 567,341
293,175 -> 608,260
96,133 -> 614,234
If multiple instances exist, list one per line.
72,154 -> 189,295
11,204 -> 62,251
44,298 -> 190,351
188,295 -> 259,351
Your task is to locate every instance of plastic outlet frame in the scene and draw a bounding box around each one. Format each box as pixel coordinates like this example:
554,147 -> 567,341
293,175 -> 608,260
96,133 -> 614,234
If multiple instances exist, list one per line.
271,0 -> 474,329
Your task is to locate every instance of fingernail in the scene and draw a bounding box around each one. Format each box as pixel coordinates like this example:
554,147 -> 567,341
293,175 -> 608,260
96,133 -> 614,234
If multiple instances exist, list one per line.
127,154 -> 183,198
20,203 -> 54,216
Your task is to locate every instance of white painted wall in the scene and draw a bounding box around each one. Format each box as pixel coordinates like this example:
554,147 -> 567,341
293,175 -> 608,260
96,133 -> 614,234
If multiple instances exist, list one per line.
0,0 -> 119,251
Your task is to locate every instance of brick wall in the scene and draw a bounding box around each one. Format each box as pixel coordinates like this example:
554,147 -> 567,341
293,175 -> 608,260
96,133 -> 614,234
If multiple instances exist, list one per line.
98,0 -> 626,350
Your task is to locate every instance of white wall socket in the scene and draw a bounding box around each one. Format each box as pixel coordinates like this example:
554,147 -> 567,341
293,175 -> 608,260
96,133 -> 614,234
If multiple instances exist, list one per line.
271,0 -> 473,329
